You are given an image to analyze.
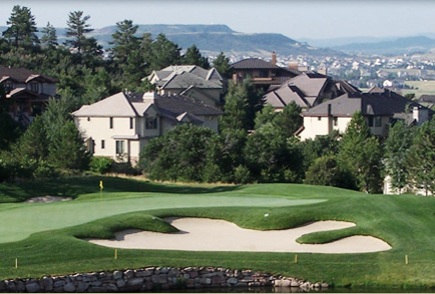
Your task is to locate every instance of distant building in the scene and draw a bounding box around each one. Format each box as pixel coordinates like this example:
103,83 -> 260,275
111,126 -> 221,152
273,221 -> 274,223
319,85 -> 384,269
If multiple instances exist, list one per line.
230,52 -> 300,91
0,66 -> 58,124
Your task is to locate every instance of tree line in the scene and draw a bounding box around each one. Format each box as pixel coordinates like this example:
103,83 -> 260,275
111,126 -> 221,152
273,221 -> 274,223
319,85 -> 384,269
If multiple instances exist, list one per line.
0,5 -> 434,196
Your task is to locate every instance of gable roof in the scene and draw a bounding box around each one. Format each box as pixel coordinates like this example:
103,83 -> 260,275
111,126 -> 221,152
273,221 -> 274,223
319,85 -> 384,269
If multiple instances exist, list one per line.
72,92 -> 139,117
0,66 -> 57,83
72,92 -> 223,120
160,71 -> 222,89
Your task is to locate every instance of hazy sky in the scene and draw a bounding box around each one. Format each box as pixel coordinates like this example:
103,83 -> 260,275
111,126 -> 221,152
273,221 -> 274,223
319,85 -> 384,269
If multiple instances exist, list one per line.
1,0 -> 434,40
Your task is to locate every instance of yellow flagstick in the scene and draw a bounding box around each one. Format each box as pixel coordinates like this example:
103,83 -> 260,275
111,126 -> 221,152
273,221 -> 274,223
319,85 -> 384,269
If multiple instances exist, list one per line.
15,258 -> 18,269
294,254 -> 298,264
99,180 -> 103,200
114,249 -> 118,260
405,255 -> 409,265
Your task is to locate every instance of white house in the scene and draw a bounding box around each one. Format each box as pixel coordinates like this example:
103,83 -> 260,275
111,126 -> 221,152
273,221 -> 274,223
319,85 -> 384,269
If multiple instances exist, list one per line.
297,88 -> 432,141
72,91 -> 223,164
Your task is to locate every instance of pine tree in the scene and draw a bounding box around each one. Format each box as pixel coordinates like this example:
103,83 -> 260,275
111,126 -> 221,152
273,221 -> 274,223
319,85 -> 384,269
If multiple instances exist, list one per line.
182,44 -> 210,68
212,52 -> 231,78
149,34 -> 181,70
2,5 -> 39,48
40,22 -> 58,48
65,11 -> 93,54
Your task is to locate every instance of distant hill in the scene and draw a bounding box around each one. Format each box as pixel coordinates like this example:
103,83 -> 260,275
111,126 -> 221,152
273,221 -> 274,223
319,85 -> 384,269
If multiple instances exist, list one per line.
0,24 -> 343,58
319,36 -> 435,55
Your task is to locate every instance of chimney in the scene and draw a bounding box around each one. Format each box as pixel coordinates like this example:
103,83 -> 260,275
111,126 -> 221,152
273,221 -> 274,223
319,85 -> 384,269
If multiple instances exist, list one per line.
271,51 -> 277,66
288,61 -> 298,70
318,66 -> 328,76
413,106 -> 429,124
143,91 -> 157,103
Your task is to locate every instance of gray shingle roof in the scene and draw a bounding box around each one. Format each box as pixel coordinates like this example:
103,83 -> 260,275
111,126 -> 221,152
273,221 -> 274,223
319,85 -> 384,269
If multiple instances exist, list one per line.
72,92 -> 223,119
162,71 -> 222,89
303,90 -> 432,117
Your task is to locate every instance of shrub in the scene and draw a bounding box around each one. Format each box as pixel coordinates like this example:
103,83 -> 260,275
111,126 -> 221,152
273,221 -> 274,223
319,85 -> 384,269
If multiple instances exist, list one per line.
89,157 -> 114,174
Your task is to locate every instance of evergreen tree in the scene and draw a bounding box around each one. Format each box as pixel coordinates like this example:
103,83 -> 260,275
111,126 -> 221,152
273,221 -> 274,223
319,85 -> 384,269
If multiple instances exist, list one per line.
337,112 -> 383,193
2,5 -> 39,48
407,120 -> 435,196
384,121 -> 414,194
40,22 -> 58,48
273,102 -> 303,138
212,52 -> 231,78
182,44 -> 210,68
305,155 -> 356,189
149,34 -> 181,70
65,11 -> 93,54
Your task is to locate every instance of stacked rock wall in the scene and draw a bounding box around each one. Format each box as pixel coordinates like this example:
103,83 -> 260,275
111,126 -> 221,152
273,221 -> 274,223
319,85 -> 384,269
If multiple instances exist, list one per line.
0,266 -> 329,292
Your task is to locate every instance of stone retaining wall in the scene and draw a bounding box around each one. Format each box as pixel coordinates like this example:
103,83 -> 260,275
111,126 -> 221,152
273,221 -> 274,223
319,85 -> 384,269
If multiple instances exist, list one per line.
0,267 -> 330,292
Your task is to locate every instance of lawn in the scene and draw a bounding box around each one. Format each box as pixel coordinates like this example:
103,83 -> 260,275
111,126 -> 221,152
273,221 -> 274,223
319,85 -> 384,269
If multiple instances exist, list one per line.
0,176 -> 434,291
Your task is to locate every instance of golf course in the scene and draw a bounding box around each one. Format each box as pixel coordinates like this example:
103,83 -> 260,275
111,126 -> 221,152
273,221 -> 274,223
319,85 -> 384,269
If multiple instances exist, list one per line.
0,175 -> 434,291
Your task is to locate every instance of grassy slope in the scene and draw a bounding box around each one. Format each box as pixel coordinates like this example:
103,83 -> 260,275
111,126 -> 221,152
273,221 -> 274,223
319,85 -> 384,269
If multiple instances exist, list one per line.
0,177 -> 434,290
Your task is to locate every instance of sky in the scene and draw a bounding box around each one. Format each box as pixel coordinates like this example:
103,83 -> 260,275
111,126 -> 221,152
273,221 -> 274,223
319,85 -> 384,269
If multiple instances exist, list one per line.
1,0 -> 435,40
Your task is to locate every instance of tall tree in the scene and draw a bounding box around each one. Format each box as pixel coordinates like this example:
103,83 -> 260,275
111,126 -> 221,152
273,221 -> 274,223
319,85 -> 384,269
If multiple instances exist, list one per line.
384,121 -> 415,194
337,112 -> 383,193
182,44 -> 210,68
65,11 -> 93,54
40,22 -> 58,48
212,52 -> 231,78
407,120 -> 435,196
149,34 -> 181,70
2,5 -> 39,48
110,20 -> 144,89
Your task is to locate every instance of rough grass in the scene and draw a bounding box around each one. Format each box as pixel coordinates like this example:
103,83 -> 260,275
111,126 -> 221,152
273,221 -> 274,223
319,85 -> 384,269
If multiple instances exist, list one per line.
0,177 -> 434,290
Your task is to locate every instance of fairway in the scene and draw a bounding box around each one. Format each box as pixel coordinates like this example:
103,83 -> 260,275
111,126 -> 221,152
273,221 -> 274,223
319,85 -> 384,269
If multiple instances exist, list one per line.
0,194 -> 325,243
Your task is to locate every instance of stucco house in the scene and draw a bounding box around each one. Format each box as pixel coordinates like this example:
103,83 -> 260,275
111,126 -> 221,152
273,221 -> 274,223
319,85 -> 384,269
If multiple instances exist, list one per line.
297,88 -> 432,141
145,65 -> 224,108
263,72 -> 360,111
72,91 -> 223,164
230,53 -> 300,91
0,65 -> 58,124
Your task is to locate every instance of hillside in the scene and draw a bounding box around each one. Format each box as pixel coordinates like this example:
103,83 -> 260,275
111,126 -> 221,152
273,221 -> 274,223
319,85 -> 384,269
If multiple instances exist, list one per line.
0,24 -> 343,57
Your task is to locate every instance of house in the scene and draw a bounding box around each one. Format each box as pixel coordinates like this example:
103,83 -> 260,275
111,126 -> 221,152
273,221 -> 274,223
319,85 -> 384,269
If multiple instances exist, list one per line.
297,87 -> 432,141
72,91 -> 223,164
263,72 -> 360,111
0,65 -> 58,124
230,52 -> 300,91
145,65 -> 224,108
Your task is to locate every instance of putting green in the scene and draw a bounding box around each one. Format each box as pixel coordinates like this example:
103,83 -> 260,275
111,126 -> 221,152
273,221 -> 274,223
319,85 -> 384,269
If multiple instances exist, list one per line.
0,194 -> 325,243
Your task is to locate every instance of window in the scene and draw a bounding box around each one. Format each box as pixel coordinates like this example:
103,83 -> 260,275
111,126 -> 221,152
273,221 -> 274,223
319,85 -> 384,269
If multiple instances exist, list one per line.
109,117 -> 113,129
374,116 -> 382,127
30,83 -> 39,93
368,116 -> 374,127
116,140 -> 124,154
146,117 -> 157,129
130,117 -> 134,129
101,140 -> 105,149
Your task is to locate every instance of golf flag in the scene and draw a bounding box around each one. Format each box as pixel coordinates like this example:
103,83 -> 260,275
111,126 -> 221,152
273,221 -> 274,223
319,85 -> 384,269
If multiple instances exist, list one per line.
99,180 -> 103,190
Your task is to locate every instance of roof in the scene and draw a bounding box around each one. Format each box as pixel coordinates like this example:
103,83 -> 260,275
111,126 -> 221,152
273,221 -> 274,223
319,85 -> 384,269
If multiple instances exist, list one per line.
160,71 -> 222,90
0,66 -> 57,83
302,90 -> 432,117
230,58 -> 281,70
72,92 -> 223,119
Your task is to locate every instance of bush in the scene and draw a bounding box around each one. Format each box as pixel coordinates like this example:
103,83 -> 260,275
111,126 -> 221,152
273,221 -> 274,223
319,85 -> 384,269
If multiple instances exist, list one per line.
89,157 -> 114,174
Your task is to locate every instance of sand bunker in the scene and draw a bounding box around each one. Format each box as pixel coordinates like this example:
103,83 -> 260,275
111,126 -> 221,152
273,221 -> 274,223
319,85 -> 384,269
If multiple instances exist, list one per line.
87,218 -> 391,253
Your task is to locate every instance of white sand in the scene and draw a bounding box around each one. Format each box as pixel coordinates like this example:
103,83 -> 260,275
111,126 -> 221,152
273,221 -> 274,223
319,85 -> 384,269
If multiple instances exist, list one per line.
87,217 -> 392,253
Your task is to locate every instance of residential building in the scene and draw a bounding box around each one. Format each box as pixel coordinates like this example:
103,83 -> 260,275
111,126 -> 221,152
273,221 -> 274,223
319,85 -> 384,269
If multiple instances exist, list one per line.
230,53 -> 300,91
297,88 -> 432,141
145,65 -> 224,108
0,65 -> 58,124
263,72 -> 360,111
72,91 -> 223,164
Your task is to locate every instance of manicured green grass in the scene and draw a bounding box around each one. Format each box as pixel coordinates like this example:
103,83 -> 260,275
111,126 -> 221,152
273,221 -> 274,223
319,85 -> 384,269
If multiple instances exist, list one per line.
0,177 -> 434,291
